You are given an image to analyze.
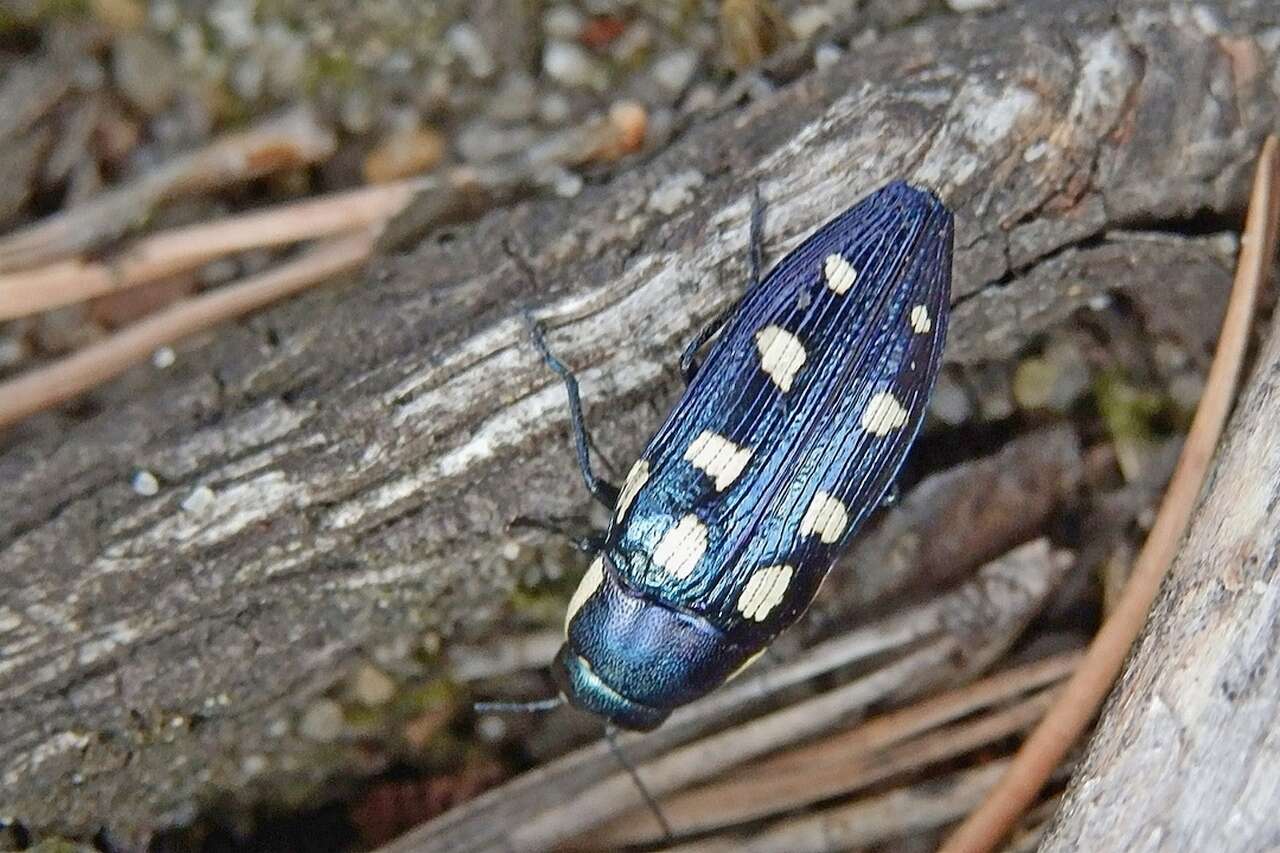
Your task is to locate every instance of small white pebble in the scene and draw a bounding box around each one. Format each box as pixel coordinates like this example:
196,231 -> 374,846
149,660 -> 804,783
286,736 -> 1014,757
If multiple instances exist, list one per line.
683,83 -> 718,112
477,714 -> 508,742
553,169 -> 584,197
647,170 -> 705,215
543,5 -> 584,40
1023,141 -> 1051,162
299,699 -> 344,742
152,346 -> 176,369
131,470 -> 161,497
610,21 -> 653,64
150,0 -> 180,31
814,42 -> 843,69
242,754 -> 268,776
1087,294 -> 1112,312
206,0 -> 256,50
790,7 -> 834,39
544,40 -> 605,89
230,56 -> 265,100
446,22 -> 496,78
349,664 -> 396,707
651,49 -> 699,94
541,556 -> 565,581
181,485 -> 216,514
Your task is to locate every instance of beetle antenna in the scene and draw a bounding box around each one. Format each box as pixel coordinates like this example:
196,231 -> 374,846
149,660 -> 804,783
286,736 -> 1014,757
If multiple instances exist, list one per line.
603,724 -> 674,842
473,695 -> 565,714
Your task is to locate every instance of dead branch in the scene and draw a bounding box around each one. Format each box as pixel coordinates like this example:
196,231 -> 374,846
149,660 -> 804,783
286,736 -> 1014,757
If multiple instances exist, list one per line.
671,760 -> 1012,853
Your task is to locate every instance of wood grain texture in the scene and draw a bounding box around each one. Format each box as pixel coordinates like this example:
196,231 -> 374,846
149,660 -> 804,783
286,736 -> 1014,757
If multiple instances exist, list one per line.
0,0 -> 1277,838
1039,246 -> 1280,852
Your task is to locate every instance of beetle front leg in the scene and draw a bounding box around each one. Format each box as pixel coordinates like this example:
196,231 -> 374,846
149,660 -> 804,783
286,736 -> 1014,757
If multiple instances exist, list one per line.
680,186 -> 766,385
524,314 -> 621,510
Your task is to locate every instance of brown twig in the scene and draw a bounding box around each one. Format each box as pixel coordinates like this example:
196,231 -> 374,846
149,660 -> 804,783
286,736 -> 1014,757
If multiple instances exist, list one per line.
0,179 -> 426,320
671,760 -> 1014,853
526,640 -> 971,850
0,228 -> 377,429
0,107 -> 336,272
938,134 -> 1280,853
591,651 -> 1080,846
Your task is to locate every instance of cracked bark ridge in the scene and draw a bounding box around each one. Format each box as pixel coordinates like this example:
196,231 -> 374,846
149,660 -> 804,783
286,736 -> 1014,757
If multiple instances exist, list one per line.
0,0 -> 1277,840
1039,265 -> 1280,853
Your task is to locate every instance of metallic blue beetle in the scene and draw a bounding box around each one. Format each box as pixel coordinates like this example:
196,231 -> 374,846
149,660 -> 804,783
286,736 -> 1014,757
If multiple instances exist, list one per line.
532,180 -> 953,730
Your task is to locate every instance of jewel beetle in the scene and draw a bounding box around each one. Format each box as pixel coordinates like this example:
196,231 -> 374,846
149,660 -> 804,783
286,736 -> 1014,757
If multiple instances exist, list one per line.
530,179 -> 953,731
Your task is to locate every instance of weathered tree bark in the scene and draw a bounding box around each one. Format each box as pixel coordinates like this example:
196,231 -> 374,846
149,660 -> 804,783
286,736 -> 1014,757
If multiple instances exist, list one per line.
1039,243 -> 1280,850
0,0 -> 1277,840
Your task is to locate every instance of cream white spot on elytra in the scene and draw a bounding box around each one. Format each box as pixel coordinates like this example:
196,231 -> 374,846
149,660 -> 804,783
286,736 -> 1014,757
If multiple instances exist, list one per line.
755,325 -> 806,392
684,430 -> 752,491
652,514 -> 708,579
799,491 -> 849,544
861,391 -> 909,435
823,253 -> 858,295
737,564 -> 794,622
910,304 -> 933,334
564,555 -> 604,636
614,459 -> 649,521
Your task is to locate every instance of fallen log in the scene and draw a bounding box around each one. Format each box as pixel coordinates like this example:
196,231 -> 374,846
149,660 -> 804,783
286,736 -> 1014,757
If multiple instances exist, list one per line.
0,0 -> 1275,840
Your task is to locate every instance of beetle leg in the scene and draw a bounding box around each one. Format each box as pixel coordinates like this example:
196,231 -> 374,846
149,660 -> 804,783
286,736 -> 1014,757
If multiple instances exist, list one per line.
680,186 -> 767,385
747,182 -> 765,289
679,310 -> 733,384
508,515 -> 606,554
604,724 -> 674,841
524,313 -> 621,510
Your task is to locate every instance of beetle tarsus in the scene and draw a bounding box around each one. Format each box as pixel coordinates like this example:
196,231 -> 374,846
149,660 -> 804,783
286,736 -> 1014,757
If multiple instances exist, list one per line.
507,515 -> 604,554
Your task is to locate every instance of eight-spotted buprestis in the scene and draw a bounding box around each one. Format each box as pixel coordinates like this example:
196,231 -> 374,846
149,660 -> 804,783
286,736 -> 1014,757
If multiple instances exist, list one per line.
542,180 -> 952,730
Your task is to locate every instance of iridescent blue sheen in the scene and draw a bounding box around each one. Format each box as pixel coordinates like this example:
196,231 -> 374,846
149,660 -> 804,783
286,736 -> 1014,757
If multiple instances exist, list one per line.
555,180 -> 953,730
